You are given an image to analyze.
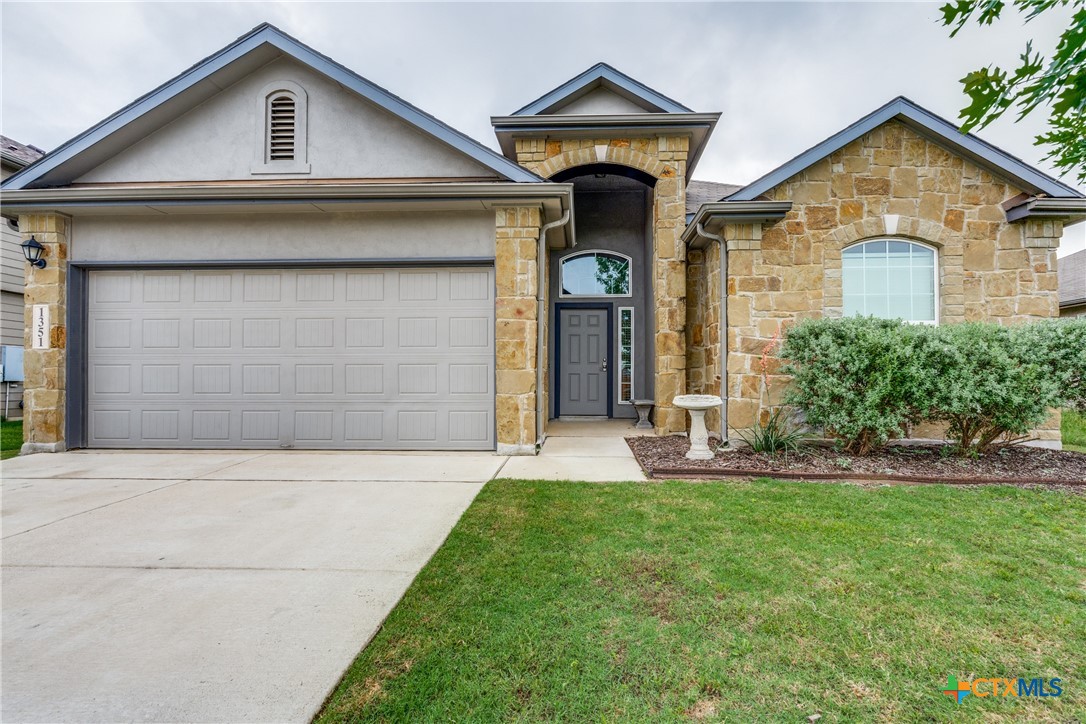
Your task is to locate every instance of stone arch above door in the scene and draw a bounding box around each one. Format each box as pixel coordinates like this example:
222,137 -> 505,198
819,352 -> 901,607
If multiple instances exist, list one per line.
513,137 -> 685,182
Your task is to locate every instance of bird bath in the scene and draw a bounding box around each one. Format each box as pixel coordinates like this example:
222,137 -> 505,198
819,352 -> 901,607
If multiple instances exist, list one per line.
672,394 -> 723,460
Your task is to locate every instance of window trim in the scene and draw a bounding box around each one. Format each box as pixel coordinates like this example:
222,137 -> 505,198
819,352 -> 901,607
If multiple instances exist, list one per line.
252,80 -> 311,175
618,306 -> 634,404
558,250 -> 634,298
841,238 -> 939,325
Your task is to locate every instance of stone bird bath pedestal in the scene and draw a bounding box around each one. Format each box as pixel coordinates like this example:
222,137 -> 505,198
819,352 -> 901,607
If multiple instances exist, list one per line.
672,394 -> 723,460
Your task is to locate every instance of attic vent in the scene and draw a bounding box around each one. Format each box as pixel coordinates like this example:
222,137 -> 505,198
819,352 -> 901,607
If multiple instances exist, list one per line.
252,80 -> 309,175
267,93 -> 296,161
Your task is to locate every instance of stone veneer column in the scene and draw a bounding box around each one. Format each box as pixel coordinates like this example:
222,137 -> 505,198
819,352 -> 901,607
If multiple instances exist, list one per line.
722,224 -> 765,435
20,213 -> 70,454
652,135 -> 690,434
495,206 -> 542,455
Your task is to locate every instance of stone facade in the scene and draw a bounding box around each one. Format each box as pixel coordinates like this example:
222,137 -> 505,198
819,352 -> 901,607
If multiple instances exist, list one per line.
687,120 -> 1063,445
19,213 -> 69,453
495,206 -> 543,454
514,135 -> 690,434
685,239 -> 723,433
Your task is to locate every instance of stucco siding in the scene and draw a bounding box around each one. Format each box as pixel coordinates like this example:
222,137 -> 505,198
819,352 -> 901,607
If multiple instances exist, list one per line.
70,210 -> 496,262
553,88 -> 651,115
76,57 -> 500,184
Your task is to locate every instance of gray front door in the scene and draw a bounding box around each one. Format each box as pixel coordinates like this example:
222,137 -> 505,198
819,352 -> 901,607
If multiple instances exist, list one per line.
559,307 -> 609,416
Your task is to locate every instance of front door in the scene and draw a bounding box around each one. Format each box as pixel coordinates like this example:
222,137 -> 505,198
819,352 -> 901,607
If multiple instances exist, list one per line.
558,307 -> 610,416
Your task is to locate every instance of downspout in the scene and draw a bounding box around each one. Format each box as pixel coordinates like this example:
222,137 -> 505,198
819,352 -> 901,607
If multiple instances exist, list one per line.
536,208 -> 572,449
696,222 -> 727,441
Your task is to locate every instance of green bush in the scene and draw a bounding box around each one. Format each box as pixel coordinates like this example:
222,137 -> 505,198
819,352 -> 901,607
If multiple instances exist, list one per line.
1009,318 -> 1086,412
778,317 -> 939,455
778,317 -> 1077,456
927,323 -> 1062,455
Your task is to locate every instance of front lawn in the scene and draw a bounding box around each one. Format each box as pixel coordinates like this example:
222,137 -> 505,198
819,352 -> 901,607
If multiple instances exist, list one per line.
320,480 -> 1085,721
1,418 -> 21,460
1064,408 -> 1086,453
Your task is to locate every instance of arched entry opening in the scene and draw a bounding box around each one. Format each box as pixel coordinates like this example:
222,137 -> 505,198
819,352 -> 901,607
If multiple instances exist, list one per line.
549,168 -> 655,421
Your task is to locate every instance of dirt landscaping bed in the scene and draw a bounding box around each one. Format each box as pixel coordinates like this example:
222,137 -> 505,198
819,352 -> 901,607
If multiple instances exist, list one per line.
627,435 -> 1086,488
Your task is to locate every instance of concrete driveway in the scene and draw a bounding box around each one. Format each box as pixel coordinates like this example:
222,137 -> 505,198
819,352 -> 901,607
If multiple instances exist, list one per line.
1,450 -> 505,723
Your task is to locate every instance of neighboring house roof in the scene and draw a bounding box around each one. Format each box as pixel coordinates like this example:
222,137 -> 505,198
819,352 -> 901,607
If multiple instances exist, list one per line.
511,62 -> 693,116
686,179 -> 741,216
2,23 -> 542,190
726,96 -> 1084,202
1060,248 -> 1086,308
0,135 -> 45,169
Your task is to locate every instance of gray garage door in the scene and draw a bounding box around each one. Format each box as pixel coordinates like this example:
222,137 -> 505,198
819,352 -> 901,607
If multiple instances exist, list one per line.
86,267 -> 494,450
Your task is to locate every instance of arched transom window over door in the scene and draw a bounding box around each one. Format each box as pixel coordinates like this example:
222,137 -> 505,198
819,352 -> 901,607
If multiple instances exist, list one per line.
842,239 -> 938,323
560,251 -> 632,297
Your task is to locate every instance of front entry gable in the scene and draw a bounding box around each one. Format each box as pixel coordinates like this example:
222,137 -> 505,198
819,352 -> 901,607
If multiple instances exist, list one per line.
511,62 -> 693,116
4,23 -> 540,190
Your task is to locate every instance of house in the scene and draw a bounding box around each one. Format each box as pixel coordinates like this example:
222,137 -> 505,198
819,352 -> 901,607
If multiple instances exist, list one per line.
1,135 -> 46,419
3,24 -> 1084,456
1059,249 -> 1086,317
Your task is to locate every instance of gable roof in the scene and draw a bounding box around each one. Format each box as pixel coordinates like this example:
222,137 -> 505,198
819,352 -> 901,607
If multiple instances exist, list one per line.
2,23 -> 542,190
511,62 -> 693,116
726,96 -> 1083,202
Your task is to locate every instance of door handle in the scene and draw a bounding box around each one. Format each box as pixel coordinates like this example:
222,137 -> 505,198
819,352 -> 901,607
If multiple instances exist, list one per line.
601,357 -> 608,371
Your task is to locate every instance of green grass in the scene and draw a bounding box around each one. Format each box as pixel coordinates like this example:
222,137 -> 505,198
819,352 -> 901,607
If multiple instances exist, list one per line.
320,480 -> 1085,722
1,418 -> 21,460
1063,408 -> 1086,454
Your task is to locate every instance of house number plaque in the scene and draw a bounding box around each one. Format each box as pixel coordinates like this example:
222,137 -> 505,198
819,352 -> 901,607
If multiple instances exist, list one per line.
32,304 -> 50,350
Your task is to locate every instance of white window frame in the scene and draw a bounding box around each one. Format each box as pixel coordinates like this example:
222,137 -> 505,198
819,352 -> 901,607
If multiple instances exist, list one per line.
558,250 -> 633,298
618,306 -> 635,405
252,80 -> 311,175
841,238 -> 940,325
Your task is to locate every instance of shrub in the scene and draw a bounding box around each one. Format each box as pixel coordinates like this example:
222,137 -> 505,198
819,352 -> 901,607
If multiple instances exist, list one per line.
730,407 -> 808,455
779,317 -> 939,455
927,323 -> 1062,455
777,317 -> 1078,456
1008,318 -> 1086,412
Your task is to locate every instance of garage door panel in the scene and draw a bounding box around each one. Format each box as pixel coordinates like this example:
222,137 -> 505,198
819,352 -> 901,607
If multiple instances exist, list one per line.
86,268 -> 494,450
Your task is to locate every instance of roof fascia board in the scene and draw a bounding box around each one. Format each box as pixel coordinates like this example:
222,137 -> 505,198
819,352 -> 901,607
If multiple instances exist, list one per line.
728,97 -> 1083,202
3,24 -> 542,190
0,181 -> 572,207
492,112 -> 720,128
512,63 -> 693,116
681,201 -> 792,245
494,113 -> 720,178
1004,197 -> 1086,224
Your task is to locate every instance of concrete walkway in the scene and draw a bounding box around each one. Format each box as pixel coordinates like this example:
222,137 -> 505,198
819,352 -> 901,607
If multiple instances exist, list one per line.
498,419 -> 649,481
1,451 -> 499,723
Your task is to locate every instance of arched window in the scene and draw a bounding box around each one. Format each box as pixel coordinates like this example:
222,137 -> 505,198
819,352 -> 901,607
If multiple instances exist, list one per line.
842,239 -> 937,323
560,251 -> 632,297
252,81 -> 310,175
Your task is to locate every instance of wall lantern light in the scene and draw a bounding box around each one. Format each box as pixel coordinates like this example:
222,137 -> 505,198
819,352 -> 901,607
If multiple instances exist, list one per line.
21,236 -> 46,268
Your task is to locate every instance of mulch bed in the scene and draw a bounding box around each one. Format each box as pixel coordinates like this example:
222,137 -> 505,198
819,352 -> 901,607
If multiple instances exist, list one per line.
626,436 -> 1086,491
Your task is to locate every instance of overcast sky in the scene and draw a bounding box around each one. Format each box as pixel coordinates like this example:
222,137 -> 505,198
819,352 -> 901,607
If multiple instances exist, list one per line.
2,1 -> 1082,255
